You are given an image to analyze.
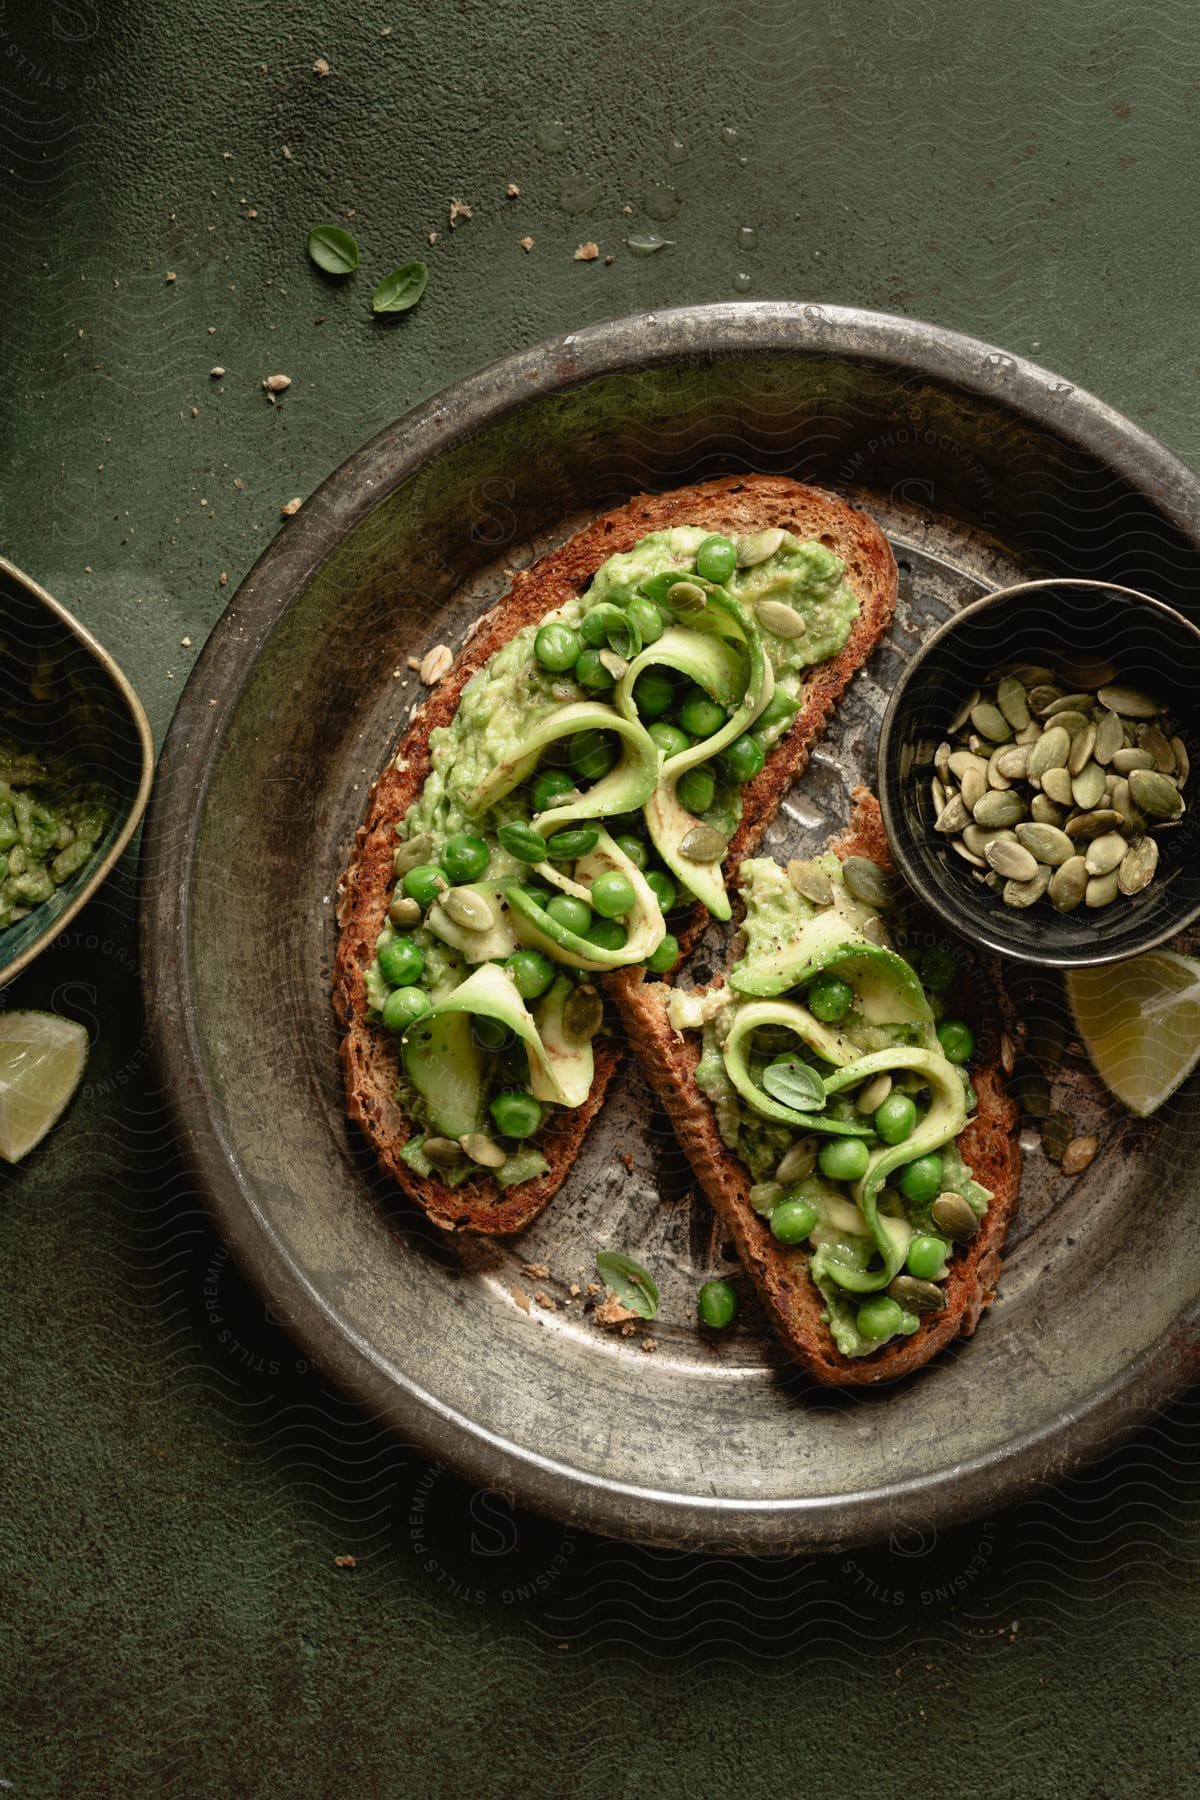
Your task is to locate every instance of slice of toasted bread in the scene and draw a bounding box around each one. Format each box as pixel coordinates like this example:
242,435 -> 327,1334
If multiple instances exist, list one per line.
333,477 -> 897,1236
620,789 -> 1021,1383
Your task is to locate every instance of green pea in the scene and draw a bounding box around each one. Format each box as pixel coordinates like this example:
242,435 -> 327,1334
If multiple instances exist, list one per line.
818,1137 -> 871,1182
496,822 -> 548,864
575,648 -> 615,691
581,603 -> 640,659
906,1235 -> 949,1280
807,973 -> 853,1023
873,1093 -> 918,1145
505,949 -> 555,999
521,885 -> 550,909
644,870 -> 677,913
591,871 -> 636,918
919,946 -> 959,993
633,670 -> 675,719
676,765 -> 716,815
377,935 -> 424,987
441,832 -> 490,884
645,933 -> 679,974
587,917 -> 627,951
532,770 -> 575,813
567,729 -> 616,783
698,1277 -> 738,1328
898,1153 -> 943,1203
581,606 -> 616,647
545,825 -> 601,861
547,894 -> 592,935
381,986 -> 430,1033
718,733 -> 766,784
752,689 -> 800,738
937,1020 -> 976,1064
534,622 -> 581,672
856,1296 -> 904,1341
649,721 -> 691,759
625,596 -> 665,646
613,833 -> 647,869
770,1197 -> 818,1243
678,688 -> 727,738
695,533 -> 738,584
489,1090 -> 543,1139
402,863 -> 449,907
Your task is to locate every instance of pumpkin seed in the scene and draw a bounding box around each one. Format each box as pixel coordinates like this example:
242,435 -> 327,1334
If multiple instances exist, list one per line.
775,1137 -> 819,1184
1057,656 -> 1117,688
459,1132 -> 507,1169
930,1193 -> 979,1242
855,1072 -> 893,1114
951,839 -> 986,868
947,690 -> 980,734
972,790 -> 1025,829
423,1136 -> 467,1167
1097,683 -> 1161,718
1084,831 -> 1128,876
755,599 -> 808,638
388,894 -> 423,927
787,859 -> 834,906
993,743 -> 1032,780
598,647 -> 629,679
665,580 -> 707,616
970,701 -> 1013,744
1030,794 -> 1066,826
1138,722 -> 1175,772
1040,765 -> 1075,806
679,824 -> 728,860
963,823 -> 1012,857
1003,865 -> 1051,908
1067,723 -> 1097,775
1040,1110 -> 1074,1162
1107,781 -> 1144,835
1008,663 -> 1057,686
1093,707 -> 1125,765
1061,1134 -> 1098,1175
1129,768 -> 1183,820
1071,761 -> 1107,810
935,739 -> 952,783
1025,684 -> 1063,713
736,528 -> 785,567
960,765 -> 987,812
935,793 -> 971,835
1171,736 -> 1190,786
563,984 -> 604,1043
931,775 -> 948,815
443,888 -> 495,931
1015,721 -> 1043,745
887,1275 -> 947,1314
986,838 -> 1040,881
1028,726 -> 1071,779
1111,747 -> 1155,774
996,674 -> 1031,730
1042,692 -> 1095,718
1117,835 -> 1158,895
1048,855 -> 1088,912
948,749 -> 988,781
841,856 -> 890,908
986,756 -> 1012,791
1085,870 -> 1120,908
392,832 -> 435,876
1065,807 -> 1124,842
1051,710 -> 1092,740
861,915 -> 890,946
1014,821 -> 1074,866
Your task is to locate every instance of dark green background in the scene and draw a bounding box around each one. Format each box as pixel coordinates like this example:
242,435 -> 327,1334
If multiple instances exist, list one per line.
2,2 -> 1198,1794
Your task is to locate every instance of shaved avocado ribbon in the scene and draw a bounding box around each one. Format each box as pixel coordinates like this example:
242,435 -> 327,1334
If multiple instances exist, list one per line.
400,962 -> 592,1127
616,586 -> 774,920
814,1046 -> 969,1295
730,910 -> 932,1020
507,829 -> 666,971
463,699 -> 659,830
720,999 -> 875,1138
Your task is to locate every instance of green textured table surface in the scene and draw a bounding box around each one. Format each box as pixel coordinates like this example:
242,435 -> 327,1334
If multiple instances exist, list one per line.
2,3 -> 1199,1794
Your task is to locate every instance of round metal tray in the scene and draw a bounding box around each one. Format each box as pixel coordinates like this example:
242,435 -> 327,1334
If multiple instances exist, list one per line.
141,304 -> 1200,1553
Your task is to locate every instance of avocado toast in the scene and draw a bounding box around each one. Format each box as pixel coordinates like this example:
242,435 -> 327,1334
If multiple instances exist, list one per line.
333,476 -> 897,1234
622,790 -> 1020,1383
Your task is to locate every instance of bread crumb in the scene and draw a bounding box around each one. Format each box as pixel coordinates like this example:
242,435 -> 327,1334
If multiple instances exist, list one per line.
448,196 -> 473,228
534,1291 -> 558,1312
595,1293 -> 638,1327
522,1262 -> 550,1279
586,1281 -> 601,1296
280,497 -> 302,516
568,1283 -> 581,1298
263,373 -> 291,393
428,230 -> 439,245
334,1553 -> 356,1568
641,1337 -> 658,1353
511,1286 -> 531,1314
622,204 -> 633,215
218,571 -> 228,586
282,144 -> 292,160
210,366 -> 225,378
506,183 -> 520,198
181,636 -> 192,647
313,56 -> 331,77
604,255 -> 614,265
520,236 -> 535,253
419,644 -> 453,685
574,242 -> 599,261
620,1321 -> 637,1337
165,270 -> 176,283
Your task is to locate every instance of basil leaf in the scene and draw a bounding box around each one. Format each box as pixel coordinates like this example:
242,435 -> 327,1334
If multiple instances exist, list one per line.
761,1055 -> 825,1112
372,260 -> 429,315
596,1250 -> 659,1320
307,225 -> 360,275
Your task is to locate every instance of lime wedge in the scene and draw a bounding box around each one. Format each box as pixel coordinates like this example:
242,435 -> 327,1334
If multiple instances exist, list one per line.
0,1011 -> 89,1162
1066,951 -> 1200,1118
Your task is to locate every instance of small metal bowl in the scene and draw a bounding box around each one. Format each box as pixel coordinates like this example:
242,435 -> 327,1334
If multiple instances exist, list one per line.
0,558 -> 153,986
878,578 -> 1200,968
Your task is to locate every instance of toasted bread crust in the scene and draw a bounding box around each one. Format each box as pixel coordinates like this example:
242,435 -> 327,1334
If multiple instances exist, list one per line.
619,790 -> 1021,1384
333,478 -> 896,1235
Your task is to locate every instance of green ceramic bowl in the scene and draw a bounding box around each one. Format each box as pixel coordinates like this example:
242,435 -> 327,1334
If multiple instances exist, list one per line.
0,557 -> 153,985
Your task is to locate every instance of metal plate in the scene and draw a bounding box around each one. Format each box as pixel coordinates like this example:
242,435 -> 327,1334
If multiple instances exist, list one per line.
141,304 -> 1200,1553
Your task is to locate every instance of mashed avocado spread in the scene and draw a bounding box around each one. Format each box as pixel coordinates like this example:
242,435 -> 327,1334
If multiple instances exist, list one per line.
371,525 -> 860,1190
673,853 -> 990,1358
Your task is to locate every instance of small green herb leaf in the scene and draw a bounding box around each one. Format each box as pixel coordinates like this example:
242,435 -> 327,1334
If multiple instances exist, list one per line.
372,260 -> 429,315
307,225 -> 360,275
596,1250 -> 659,1320
761,1055 -> 825,1112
